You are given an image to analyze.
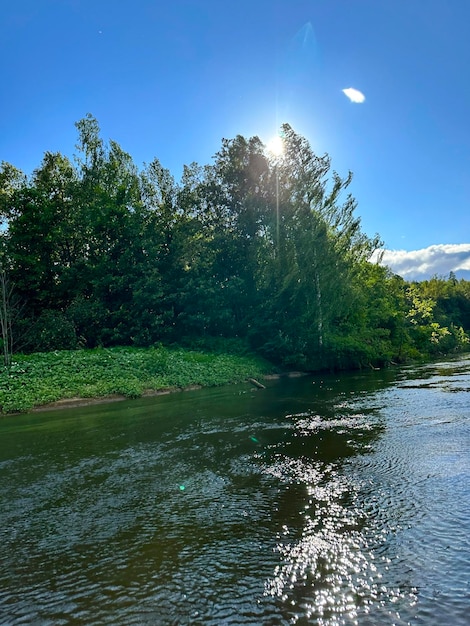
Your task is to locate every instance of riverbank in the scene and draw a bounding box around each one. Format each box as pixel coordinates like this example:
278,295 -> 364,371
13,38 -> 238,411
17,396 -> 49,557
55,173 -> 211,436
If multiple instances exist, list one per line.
0,346 -> 275,414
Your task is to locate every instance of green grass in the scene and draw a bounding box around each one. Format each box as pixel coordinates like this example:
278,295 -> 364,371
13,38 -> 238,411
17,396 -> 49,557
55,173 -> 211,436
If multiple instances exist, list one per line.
0,346 -> 274,414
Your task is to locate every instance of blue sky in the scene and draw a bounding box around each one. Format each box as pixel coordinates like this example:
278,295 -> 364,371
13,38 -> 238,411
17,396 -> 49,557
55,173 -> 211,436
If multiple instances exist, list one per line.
1,0 -> 469,278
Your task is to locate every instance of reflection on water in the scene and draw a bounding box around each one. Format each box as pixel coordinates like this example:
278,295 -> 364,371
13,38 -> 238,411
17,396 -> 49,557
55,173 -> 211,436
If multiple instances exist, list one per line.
263,411 -> 416,626
0,356 -> 469,625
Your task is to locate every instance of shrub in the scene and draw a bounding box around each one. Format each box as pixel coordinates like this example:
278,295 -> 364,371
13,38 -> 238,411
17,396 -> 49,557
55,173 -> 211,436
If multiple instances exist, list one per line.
21,310 -> 78,352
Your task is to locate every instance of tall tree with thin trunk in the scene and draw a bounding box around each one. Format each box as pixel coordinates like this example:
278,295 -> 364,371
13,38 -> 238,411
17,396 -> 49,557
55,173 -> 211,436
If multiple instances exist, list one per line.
0,267 -> 13,366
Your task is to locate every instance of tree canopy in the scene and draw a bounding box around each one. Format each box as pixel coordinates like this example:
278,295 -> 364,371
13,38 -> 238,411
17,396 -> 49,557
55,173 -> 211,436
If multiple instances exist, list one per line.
1,116 -> 468,368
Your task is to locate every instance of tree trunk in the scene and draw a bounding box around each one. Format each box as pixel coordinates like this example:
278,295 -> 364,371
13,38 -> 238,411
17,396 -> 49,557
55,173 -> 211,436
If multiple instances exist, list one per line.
0,269 -> 13,367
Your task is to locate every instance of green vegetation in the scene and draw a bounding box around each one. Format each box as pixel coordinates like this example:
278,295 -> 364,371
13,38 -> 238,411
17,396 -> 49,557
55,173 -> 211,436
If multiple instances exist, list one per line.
0,115 -> 469,378
0,346 -> 272,414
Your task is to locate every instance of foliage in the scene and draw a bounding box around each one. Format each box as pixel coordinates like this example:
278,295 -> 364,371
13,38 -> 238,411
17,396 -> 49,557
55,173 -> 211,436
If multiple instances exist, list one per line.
0,346 -> 273,414
0,116 -> 469,375
20,309 -> 78,353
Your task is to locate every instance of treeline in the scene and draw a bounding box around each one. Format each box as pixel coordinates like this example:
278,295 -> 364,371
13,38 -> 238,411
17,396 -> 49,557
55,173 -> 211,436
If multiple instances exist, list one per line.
0,115 -> 469,369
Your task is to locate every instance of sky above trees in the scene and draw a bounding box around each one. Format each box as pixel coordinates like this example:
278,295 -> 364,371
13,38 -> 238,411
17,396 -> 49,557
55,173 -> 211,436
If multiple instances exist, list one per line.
1,0 -> 469,278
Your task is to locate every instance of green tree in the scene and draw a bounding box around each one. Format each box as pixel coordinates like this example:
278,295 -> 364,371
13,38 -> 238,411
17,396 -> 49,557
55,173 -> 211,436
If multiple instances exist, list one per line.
0,266 -> 14,366
2,115 -> 468,366
69,114 -> 164,346
253,125 -> 381,368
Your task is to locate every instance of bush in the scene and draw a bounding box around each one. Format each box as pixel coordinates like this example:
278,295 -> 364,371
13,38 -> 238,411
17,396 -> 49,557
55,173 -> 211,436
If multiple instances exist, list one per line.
66,297 -> 109,348
21,310 -> 78,352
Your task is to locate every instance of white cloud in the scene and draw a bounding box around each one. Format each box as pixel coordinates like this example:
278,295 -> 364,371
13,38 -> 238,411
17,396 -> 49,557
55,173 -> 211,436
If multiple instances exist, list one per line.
342,87 -> 366,103
372,244 -> 470,281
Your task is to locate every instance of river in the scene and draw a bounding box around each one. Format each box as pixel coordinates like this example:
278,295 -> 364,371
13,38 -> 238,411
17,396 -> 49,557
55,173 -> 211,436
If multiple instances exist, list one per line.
0,356 -> 469,625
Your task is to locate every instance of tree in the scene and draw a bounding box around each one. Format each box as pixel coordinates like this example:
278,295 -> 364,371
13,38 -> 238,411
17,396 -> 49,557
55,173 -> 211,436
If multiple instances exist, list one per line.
1,115 -> 468,366
0,266 -> 14,366
250,124 -> 381,367
175,123 -> 383,367
5,152 -> 82,316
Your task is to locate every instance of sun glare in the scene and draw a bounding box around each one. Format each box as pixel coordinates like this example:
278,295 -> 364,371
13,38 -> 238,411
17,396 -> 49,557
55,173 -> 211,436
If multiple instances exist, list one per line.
267,135 -> 284,156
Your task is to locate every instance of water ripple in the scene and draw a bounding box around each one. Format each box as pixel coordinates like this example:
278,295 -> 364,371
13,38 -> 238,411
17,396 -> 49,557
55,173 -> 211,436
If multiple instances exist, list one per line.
0,357 -> 469,624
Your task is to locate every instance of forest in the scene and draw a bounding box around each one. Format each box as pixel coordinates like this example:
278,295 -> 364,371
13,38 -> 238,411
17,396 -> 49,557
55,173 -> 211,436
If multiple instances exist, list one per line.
1,115 -> 469,371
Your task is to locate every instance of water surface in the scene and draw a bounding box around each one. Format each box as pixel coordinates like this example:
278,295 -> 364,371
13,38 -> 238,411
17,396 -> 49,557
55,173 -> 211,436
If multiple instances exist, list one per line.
1,357 -> 469,624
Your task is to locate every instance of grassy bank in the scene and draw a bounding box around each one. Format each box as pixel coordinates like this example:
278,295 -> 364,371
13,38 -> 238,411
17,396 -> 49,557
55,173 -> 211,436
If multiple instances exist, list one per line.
0,346 -> 274,414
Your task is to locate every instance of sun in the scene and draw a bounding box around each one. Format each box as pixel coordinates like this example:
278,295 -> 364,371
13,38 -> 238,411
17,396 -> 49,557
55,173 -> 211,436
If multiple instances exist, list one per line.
267,135 -> 284,156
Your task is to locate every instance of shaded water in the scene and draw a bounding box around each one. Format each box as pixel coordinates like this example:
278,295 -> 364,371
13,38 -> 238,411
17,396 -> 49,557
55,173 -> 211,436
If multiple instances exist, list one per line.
0,356 -> 469,625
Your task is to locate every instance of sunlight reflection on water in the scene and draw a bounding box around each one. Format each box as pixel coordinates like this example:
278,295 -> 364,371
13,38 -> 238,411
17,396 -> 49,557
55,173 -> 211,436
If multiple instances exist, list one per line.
0,356 -> 469,625
262,411 -> 417,626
